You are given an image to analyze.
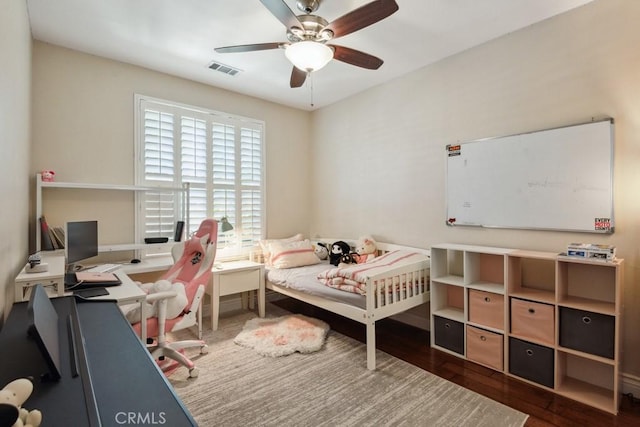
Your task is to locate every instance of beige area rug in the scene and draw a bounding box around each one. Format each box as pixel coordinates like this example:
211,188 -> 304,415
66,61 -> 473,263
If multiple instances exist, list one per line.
234,314 -> 330,357
169,308 -> 529,427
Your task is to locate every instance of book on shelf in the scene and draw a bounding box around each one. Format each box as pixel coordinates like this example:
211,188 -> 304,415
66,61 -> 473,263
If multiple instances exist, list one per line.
40,216 -> 66,250
39,216 -> 55,251
50,226 -> 65,249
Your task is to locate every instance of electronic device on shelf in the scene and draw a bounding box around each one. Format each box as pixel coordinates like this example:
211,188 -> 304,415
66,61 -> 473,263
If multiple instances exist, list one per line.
65,220 -> 98,273
25,253 -> 48,273
28,253 -> 42,267
144,237 -> 168,244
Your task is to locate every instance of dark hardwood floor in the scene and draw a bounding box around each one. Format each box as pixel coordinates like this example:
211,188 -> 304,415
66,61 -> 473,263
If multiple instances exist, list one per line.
272,297 -> 640,427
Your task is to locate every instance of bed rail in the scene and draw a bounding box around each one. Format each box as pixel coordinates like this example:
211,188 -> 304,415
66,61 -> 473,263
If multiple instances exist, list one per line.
367,258 -> 430,310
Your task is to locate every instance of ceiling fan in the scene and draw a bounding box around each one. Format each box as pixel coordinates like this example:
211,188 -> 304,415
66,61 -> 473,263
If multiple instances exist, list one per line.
214,0 -> 399,88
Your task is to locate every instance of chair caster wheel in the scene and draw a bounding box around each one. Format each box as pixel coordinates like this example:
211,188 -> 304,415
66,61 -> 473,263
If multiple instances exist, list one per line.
188,367 -> 199,378
200,345 -> 209,354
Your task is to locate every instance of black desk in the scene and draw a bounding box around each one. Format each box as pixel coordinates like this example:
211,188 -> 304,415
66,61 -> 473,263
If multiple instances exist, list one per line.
0,297 -> 196,426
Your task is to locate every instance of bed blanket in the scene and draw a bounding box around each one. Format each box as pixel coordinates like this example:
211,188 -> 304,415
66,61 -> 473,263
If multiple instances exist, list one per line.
317,250 -> 429,295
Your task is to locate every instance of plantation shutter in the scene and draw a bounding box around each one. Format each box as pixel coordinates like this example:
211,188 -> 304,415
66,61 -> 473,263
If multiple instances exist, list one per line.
181,115 -> 208,232
141,108 -> 180,237
240,127 -> 263,248
212,121 -> 236,249
136,95 -> 265,258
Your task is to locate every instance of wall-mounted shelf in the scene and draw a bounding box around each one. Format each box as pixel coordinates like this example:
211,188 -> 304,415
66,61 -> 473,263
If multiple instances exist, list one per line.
35,173 -> 188,259
39,180 -> 184,192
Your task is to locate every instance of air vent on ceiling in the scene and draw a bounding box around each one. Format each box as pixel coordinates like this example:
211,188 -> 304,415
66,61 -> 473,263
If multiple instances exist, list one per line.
208,61 -> 241,76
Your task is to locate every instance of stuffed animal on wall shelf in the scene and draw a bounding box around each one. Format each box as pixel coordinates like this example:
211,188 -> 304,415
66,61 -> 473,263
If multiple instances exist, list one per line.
353,236 -> 377,264
329,241 -> 351,266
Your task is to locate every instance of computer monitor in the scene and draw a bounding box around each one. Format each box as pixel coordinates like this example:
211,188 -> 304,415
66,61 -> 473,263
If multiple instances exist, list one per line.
65,220 -> 98,270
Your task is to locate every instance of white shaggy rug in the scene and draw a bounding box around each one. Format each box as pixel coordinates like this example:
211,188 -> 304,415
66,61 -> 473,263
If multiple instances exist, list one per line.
234,314 -> 330,357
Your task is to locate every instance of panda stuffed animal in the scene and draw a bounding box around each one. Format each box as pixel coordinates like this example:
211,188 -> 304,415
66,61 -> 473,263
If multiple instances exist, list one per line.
329,241 -> 351,266
314,242 -> 329,261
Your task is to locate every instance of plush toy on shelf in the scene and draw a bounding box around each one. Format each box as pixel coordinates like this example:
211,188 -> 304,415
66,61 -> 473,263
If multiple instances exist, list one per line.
353,236 -> 377,264
0,378 -> 42,427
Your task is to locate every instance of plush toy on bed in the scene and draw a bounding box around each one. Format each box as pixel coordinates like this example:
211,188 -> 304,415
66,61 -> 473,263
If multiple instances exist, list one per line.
329,241 -> 351,266
0,378 -> 42,427
353,236 -> 377,264
338,253 -> 358,268
314,242 -> 329,261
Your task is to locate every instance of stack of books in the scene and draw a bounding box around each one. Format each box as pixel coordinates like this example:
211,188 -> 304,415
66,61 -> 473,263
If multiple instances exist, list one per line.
40,216 -> 65,250
566,243 -> 616,260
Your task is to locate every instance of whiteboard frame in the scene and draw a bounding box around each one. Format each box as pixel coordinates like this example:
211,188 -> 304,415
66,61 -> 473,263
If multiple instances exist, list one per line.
445,118 -> 614,234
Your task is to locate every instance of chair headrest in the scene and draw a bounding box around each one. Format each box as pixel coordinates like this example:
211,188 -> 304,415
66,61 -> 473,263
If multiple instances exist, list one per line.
194,219 -> 218,242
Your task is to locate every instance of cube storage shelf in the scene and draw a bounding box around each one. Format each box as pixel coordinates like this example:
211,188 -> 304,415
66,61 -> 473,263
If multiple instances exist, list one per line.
430,243 -> 623,414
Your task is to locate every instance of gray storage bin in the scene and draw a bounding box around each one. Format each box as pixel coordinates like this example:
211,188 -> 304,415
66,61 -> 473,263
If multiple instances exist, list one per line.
509,337 -> 554,388
434,315 -> 464,355
559,307 -> 614,359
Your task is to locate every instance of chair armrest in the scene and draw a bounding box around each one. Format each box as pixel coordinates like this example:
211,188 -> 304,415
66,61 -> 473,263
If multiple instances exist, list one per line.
145,291 -> 178,303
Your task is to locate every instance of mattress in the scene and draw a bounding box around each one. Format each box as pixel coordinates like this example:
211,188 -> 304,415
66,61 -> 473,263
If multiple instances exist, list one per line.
266,262 -> 367,309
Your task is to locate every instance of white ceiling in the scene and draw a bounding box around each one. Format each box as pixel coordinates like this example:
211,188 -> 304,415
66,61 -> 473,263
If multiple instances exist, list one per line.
26,0 -> 594,111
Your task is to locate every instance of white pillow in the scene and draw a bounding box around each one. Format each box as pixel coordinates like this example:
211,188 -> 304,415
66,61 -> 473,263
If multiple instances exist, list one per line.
269,239 -> 320,269
259,233 -> 304,266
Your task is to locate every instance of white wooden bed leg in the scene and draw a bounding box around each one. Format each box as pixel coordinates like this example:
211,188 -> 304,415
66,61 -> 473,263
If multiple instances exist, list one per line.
366,320 -> 376,370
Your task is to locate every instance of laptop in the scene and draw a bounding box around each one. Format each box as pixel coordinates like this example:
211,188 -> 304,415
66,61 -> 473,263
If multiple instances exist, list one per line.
65,272 -> 121,289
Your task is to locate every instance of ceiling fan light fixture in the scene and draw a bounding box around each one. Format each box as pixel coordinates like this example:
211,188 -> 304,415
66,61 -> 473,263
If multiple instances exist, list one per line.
285,41 -> 333,72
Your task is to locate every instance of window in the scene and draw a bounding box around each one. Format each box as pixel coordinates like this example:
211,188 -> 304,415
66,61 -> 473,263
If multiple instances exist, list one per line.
135,95 -> 265,259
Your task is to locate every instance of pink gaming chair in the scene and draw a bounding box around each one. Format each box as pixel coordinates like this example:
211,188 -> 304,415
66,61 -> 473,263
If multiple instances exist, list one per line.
132,219 -> 218,378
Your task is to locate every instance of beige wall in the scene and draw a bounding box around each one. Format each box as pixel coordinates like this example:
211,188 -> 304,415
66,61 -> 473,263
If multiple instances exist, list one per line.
0,0 -> 32,322
311,0 -> 640,376
31,42 -> 312,248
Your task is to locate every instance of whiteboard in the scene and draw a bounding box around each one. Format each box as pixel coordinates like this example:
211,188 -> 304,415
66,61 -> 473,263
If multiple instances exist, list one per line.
446,119 -> 614,233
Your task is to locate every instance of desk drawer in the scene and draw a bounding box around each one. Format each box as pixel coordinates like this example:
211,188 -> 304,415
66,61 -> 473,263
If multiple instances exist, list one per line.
510,298 -> 554,345
468,290 -> 504,330
466,325 -> 503,371
217,269 -> 260,296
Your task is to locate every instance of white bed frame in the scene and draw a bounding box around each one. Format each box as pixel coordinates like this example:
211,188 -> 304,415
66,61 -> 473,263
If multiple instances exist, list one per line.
265,239 -> 430,370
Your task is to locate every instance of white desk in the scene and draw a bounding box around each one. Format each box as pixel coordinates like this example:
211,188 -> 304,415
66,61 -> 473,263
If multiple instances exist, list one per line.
14,253 -> 148,341
14,254 -> 66,302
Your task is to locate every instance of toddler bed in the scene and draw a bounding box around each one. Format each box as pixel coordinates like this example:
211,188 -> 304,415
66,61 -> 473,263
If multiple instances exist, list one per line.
261,238 -> 430,370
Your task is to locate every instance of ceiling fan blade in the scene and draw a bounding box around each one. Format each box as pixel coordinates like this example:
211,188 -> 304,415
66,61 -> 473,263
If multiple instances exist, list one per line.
215,42 -> 282,54
260,0 -> 303,30
330,45 -> 383,70
324,0 -> 399,39
290,67 -> 307,88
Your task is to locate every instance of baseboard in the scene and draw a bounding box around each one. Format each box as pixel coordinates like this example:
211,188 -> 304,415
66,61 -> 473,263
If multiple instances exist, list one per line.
390,311 -> 430,330
201,296 -> 245,318
266,290 -> 286,302
202,290 -> 284,318
622,373 -> 640,398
